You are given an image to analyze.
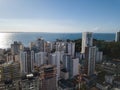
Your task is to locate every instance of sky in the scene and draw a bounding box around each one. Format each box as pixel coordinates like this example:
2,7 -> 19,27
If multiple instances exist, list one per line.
0,0 -> 120,33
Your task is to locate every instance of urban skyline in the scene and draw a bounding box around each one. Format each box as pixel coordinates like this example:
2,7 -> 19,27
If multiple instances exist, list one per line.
0,31 -> 120,90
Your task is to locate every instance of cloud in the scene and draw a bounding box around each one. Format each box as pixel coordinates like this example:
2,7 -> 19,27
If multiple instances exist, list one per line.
0,18 -> 118,33
0,18 -> 83,33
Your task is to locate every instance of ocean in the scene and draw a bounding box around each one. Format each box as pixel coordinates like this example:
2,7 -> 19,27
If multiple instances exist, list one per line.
0,32 -> 115,49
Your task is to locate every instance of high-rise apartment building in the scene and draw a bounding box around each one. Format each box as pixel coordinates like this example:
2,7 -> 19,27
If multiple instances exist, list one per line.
66,42 -> 75,58
49,51 -> 60,79
20,51 -> 28,74
36,38 -> 45,52
11,41 -> 23,55
55,51 -> 61,79
44,41 -> 53,52
20,49 -> 34,75
49,53 -> 56,64
35,52 -> 45,66
31,50 -> 35,72
72,58 -> 79,76
84,46 -> 97,76
63,54 -> 72,78
115,31 -> 120,42
55,41 -> 66,51
81,32 -> 93,53
0,61 -> 20,81
40,65 -> 57,90
63,54 -> 79,78
55,42 -> 61,51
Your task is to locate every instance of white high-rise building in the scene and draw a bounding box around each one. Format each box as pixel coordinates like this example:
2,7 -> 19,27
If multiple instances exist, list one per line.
115,31 -> 120,42
55,51 -> 60,78
66,42 -> 75,58
81,32 -> 93,53
55,42 -> 61,51
31,50 -> 35,72
20,51 -> 28,74
35,52 -> 45,66
60,51 -> 64,62
20,50 -> 35,75
49,51 -> 60,79
55,42 -> 66,51
63,54 -> 79,78
49,53 -> 56,65
72,58 -> 79,76
63,54 -> 71,70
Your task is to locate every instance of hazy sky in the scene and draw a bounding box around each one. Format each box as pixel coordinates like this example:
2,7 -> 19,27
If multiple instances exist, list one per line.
0,0 -> 120,33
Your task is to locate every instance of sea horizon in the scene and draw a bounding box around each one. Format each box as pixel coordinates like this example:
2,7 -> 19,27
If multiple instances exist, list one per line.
0,32 -> 115,49
0,31 -> 116,34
